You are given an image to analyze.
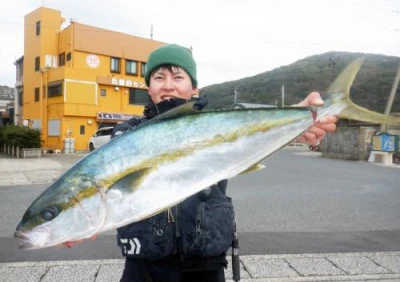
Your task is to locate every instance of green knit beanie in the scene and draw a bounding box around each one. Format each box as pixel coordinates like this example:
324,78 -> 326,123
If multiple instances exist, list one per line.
145,44 -> 198,87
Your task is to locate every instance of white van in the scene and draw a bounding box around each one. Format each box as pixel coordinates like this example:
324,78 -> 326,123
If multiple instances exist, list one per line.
88,126 -> 114,151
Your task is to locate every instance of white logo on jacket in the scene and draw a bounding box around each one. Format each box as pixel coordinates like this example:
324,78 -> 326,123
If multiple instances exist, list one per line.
120,238 -> 141,255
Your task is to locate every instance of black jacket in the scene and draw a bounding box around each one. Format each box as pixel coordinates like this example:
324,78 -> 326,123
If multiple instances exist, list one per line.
113,98 -> 235,264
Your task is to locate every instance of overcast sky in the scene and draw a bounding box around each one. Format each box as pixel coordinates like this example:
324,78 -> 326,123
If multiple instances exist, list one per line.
1,0 -> 399,88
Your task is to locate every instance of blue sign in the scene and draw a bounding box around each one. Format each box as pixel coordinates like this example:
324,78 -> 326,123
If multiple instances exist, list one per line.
381,134 -> 395,151
372,133 -> 399,152
97,112 -> 137,121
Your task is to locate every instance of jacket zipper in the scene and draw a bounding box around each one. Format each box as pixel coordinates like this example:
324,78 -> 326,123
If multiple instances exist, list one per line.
174,205 -> 180,238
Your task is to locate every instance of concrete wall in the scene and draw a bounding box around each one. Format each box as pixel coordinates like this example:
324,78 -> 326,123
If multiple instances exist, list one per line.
320,126 -> 379,161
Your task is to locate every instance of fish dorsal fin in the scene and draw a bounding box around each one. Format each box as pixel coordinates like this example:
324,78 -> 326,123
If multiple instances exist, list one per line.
108,167 -> 151,193
326,58 -> 364,98
152,101 -> 199,121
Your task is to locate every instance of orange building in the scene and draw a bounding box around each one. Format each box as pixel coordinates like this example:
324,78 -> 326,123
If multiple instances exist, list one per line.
16,6 -> 166,151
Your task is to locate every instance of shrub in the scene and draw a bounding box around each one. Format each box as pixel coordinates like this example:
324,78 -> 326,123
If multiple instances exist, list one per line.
0,125 -> 41,148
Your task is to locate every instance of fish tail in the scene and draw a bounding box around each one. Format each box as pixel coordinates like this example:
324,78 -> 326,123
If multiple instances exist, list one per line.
325,58 -> 400,124
339,100 -> 400,124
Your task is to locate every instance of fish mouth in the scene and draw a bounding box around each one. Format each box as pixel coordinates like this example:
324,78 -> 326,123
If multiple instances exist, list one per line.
14,230 -> 27,239
14,230 -> 48,250
14,230 -> 35,250
18,241 -> 36,250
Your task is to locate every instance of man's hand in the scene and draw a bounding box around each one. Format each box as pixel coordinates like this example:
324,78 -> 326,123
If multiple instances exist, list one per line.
294,92 -> 338,145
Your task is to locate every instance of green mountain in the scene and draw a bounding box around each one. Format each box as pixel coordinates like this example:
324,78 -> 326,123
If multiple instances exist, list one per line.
200,52 -> 400,113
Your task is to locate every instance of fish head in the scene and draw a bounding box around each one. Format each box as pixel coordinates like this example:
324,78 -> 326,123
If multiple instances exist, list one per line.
14,179 -> 106,250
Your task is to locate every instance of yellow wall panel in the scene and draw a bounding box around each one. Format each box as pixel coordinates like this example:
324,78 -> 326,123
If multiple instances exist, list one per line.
65,80 -> 96,105
64,103 -> 97,117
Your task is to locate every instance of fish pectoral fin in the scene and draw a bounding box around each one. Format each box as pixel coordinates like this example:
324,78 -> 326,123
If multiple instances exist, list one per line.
239,163 -> 266,175
108,167 -> 151,193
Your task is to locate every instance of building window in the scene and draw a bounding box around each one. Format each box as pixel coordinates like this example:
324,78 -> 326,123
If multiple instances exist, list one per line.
19,91 -> 23,106
80,125 -> 85,135
141,62 -> 146,77
34,88 -> 40,102
66,52 -> 71,61
36,21 -> 40,36
111,57 -> 121,73
100,89 -> 106,97
35,56 -> 40,71
59,53 -> 65,66
48,120 -> 61,136
48,83 -> 62,98
129,88 -> 149,105
126,60 -> 138,75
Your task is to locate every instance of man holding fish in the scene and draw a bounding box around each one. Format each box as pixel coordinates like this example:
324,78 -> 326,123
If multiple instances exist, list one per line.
111,44 -> 338,282
16,37 -> 400,282
16,30 -> 400,282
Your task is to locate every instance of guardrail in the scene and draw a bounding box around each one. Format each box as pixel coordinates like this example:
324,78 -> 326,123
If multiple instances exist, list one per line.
1,143 -> 41,158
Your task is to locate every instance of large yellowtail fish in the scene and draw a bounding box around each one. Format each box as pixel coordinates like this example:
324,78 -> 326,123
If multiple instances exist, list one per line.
15,59 -> 400,250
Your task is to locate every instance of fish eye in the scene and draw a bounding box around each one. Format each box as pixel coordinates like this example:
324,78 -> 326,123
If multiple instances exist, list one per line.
41,206 -> 59,221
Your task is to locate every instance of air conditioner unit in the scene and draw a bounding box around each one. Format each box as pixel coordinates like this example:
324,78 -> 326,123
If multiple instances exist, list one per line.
44,55 -> 58,68
45,55 -> 52,68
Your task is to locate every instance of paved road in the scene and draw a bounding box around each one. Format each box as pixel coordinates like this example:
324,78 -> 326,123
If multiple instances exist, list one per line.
229,148 -> 400,255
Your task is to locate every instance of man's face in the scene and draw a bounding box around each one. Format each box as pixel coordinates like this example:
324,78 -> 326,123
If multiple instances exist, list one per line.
148,66 -> 197,104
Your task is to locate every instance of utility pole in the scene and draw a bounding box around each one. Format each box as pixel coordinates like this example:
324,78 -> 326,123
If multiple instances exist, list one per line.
380,65 -> 400,132
281,84 -> 285,107
234,89 -> 238,104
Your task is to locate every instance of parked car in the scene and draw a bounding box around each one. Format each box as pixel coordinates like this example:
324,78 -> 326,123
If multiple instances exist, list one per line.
88,126 -> 114,151
309,144 -> 320,152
